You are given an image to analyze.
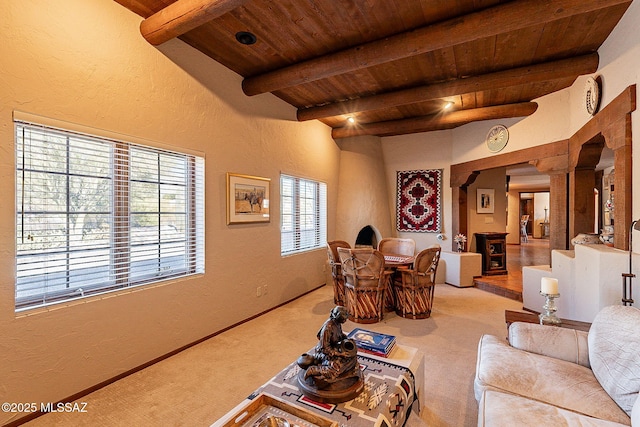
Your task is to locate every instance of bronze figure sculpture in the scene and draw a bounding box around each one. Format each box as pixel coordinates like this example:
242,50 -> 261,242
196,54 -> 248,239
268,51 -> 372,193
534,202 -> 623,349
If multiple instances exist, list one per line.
296,306 -> 364,403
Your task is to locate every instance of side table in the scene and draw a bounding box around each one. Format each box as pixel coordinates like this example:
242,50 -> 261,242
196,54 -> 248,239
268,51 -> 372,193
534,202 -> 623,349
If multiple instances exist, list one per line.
475,232 -> 508,275
440,251 -> 482,287
504,310 -> 591,334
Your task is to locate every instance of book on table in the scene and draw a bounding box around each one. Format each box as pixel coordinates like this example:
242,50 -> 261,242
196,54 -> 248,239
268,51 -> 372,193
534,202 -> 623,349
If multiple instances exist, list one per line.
347,328 -> 396,357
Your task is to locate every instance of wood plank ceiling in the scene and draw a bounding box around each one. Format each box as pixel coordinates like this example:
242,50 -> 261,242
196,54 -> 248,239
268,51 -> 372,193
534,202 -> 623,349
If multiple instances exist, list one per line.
114,0 -> 632,138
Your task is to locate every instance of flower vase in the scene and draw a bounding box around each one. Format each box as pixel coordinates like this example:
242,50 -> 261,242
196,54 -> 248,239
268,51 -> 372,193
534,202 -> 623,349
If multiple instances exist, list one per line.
456,242 -> 464,253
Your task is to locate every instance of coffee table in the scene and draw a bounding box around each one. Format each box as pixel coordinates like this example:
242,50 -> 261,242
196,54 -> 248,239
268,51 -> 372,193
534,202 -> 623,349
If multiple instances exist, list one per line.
211,344 -> 424,427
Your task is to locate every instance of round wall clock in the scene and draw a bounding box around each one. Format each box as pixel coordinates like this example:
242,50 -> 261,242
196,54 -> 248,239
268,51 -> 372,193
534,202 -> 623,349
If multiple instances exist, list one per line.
584,76 -> 601,116
485,125 -> 509,153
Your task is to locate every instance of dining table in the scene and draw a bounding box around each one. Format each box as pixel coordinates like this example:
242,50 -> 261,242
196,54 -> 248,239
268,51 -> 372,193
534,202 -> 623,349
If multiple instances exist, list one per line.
383,253 -> 415,267
381,253 -> 415,311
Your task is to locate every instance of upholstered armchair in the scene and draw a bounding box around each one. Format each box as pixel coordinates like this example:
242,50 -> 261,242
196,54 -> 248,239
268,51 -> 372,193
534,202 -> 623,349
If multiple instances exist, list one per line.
393,245 -> 441,319
338,247 -> 386,324
326,240 -> 350,306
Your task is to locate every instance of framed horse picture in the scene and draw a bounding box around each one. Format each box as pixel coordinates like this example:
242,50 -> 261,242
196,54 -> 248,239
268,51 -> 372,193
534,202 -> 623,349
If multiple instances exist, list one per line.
226,173 -> 271,224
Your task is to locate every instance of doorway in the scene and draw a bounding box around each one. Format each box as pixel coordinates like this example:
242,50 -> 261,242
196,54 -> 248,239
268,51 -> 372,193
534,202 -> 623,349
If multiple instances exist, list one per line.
519,191 -> 550,241
520,196 -> 533,238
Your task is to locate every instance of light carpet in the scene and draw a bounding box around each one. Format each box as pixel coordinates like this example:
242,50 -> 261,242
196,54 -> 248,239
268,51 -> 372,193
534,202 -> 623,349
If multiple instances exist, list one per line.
24,284 -> 521,427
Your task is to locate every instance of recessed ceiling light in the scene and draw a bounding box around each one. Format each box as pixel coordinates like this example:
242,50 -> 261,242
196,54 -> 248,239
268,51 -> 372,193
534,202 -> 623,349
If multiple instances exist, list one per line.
235,31 -> 257,45
444,101 -> 454,110
347,117 -> 356,124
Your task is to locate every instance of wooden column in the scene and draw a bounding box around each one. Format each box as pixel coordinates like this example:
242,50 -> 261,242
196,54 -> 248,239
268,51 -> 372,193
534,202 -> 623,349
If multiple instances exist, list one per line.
450,171 -> 478,253
568,168 -> 598,241
613,144 -> 632,249
600,97 -> 634,249
451,186 -> 469,252
567,134 -> 603,244
549,173 -> 568,251
530,146 -> 569,252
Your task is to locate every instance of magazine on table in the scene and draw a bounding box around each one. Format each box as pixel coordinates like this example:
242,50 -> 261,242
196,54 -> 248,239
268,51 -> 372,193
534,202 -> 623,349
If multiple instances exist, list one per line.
347,328 -> 396,357
356,341 -> 397,357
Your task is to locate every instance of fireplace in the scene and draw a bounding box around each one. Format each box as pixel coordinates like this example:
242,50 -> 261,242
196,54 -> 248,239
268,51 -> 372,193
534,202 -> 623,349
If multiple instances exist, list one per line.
355,225 -> 378,248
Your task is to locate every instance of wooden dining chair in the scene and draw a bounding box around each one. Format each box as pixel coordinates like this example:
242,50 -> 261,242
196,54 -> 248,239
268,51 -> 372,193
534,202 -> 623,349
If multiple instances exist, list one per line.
326,240 -> 351,306
393,245 -> 441,319
377,237 -> 416,310
338,247 -> 386,324
377,237 -> 416,256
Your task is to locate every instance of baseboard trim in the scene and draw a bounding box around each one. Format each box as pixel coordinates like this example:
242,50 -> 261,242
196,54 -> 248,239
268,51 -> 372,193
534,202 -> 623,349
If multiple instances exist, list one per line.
4,284 -> 327,427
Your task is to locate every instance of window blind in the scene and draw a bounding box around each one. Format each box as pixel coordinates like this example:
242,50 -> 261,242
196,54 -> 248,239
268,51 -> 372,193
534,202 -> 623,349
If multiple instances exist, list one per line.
15,121 -> 205,311
280,174 -> 327,255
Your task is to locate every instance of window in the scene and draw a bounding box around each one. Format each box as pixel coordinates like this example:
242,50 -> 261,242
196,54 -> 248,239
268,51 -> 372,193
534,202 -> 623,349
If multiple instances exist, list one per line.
15,120 -> 204,311
280,174 -> 327,255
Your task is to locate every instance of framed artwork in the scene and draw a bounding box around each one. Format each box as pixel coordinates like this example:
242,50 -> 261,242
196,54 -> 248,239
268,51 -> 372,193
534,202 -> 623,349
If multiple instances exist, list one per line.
226,173 -> 270,224
396,169 -> 442,232
477,188 -> 495,214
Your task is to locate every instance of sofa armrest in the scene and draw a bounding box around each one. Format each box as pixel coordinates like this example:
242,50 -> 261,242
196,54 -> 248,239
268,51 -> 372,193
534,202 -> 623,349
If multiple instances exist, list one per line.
508,322 -> 590,368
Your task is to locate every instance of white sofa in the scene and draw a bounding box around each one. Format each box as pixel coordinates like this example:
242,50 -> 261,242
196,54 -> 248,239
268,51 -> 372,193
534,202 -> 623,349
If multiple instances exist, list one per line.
474,305 -> 640,426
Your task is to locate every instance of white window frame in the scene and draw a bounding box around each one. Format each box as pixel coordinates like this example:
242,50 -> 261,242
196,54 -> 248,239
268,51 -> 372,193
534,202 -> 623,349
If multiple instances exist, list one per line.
280,174 -> 327,255
15,120 -> 205,312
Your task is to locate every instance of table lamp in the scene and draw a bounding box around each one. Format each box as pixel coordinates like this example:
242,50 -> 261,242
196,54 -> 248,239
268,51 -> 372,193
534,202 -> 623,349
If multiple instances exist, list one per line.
622,219 -> 640,306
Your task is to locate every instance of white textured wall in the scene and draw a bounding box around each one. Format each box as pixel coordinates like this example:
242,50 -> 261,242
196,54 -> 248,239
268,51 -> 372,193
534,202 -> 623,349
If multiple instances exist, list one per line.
0,0 -> 339,420
532,193 -> 551,238
467,168 -> 508,251
381,131 -> 453,251
335,136 -> 393,245
524,246 -> 639,322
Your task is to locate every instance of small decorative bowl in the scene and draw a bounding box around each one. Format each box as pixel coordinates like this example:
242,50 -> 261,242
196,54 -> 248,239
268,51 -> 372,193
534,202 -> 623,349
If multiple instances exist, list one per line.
599,233 -> 614,247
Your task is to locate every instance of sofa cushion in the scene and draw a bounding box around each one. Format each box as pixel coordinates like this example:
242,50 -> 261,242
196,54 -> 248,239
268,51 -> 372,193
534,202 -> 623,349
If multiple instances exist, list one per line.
509,322 -> 590,367
589,306 -> 640,416
478,390 -> 630,427
475,334 -> 630,424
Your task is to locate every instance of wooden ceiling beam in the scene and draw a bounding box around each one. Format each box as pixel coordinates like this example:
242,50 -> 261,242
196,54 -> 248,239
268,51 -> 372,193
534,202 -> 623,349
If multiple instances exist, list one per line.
298,54 -> 598,121
450,140 -> 568,187
243,0 -> 628,96
529,154 -> 570,174
140,0 -> 249,46
331,102 -> 538,139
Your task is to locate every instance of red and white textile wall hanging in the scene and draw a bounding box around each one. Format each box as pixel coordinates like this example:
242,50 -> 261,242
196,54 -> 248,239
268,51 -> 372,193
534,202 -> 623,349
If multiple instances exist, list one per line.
396,169 -> 442,232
